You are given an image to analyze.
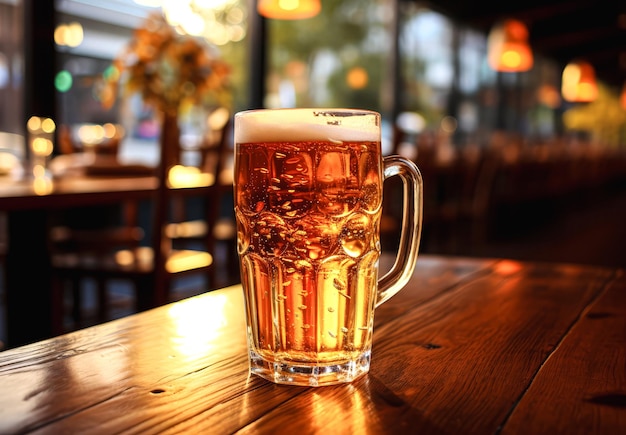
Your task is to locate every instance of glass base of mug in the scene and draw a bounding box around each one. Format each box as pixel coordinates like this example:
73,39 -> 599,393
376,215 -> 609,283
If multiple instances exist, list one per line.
249,349 -> 371,387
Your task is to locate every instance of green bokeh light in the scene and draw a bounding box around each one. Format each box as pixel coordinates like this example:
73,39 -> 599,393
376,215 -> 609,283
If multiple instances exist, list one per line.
55,70 -> 73,92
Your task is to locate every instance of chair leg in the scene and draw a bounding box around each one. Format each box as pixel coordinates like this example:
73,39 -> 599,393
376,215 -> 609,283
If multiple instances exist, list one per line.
71,276 -> 82,326
134,275 -> 155,312
96,276 -> 107,323
51,274 -> 66,336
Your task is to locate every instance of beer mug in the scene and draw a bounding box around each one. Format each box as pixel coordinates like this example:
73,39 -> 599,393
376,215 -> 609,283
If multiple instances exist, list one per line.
234,108 -> 422,386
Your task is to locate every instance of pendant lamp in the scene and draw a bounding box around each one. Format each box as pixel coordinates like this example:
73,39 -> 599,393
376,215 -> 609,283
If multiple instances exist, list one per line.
487,19 -> 533,72
561,60 -> 598,103
257,0 -> 321,20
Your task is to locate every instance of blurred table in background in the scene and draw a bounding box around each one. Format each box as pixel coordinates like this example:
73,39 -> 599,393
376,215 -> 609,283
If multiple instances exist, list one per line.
0,174 -> 158,347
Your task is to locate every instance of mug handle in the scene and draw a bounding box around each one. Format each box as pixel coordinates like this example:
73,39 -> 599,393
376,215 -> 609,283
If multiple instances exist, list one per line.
376,155 -> 423,308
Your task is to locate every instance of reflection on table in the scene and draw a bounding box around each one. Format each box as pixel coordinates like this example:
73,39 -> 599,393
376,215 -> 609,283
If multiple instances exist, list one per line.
0,254 -> 623,433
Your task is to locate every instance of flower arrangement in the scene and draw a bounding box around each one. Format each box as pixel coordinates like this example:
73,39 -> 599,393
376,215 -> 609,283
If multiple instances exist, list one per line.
100,12 -> 231,116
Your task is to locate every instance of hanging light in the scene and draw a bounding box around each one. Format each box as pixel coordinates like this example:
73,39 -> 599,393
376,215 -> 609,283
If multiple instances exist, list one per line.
257,0 -> 321,20
487,19 -> 534,72
561,60 -> 599,103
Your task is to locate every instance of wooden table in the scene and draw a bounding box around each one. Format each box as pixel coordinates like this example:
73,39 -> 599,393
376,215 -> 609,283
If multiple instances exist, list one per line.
1,170 -> 222,347
1,175 -> 159,347
1,254 -> 624,434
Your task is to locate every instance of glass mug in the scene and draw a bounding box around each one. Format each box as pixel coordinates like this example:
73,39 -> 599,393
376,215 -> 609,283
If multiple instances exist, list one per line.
233,108 -> 422,386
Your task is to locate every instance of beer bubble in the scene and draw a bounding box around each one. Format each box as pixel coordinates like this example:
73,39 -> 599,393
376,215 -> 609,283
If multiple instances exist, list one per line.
235,208 -> 250,254
307,246 -> 322,260
292,214 -> 340,260
342,239 -> 366,257
295,259 -> 312,269
340,213 -> 371,257
333,278 -> 346,290
327,307 -> 335,313
253,212 -> 288,256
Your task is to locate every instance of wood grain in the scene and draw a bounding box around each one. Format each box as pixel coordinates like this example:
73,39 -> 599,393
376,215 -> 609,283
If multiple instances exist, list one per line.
0,256 -> 623,434
502,270 -> 626,434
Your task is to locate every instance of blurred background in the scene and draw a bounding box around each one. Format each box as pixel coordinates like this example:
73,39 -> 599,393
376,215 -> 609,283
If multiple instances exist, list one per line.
1,0 -> 625,257
1,0 -> 625,258
1,0 -> 626,342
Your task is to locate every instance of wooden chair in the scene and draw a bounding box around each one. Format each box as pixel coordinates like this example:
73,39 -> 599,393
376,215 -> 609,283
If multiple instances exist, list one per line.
50,111 -> 235,334
166,108 -> 237,286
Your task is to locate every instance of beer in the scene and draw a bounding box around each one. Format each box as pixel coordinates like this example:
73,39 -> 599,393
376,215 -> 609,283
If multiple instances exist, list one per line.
234,109 -> 422,386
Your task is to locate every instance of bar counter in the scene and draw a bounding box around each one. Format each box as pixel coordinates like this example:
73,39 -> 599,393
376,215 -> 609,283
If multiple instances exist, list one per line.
0,254 -> 624,433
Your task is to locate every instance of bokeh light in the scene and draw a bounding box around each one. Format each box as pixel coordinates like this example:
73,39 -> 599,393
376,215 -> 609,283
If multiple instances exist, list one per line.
55,70 -> 73,93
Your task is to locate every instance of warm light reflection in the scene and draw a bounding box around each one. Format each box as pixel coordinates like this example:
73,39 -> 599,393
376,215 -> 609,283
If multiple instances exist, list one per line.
494,260 -> 522,275
54,22 -> 84,48
115,249 -> 138,267
166,220 -> 207,238
31,138 -> 53,156
0,151 -> 20,176
28,116 -> 56,176
32,175 -> 53,195
76,123 -> 124,145
168,164 -> 215,187
346,67 -> 368,89
32,165 -> 46,178
41,118 -> 56,134
257,0 -> 320,20
161,0 -> 247,45
561,60 -> 598,103
537,84 -> 561,109
309,383 -> 368,431
207,106 -> 230,130
167,294 -> 228,359
0,368 -> 44,425
68,338 -> 129,389
27,116 -> 56,134
26,116 -> 41,132
487,19 -> 533,72
166,250 -> 213,273
113,248 -> 212,273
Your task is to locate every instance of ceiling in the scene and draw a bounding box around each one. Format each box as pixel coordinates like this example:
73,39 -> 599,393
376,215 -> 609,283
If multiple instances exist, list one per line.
418,0 -> 626,89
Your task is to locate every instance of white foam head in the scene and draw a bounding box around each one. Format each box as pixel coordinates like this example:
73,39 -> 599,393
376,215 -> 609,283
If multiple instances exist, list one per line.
235,108 -> 380,143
